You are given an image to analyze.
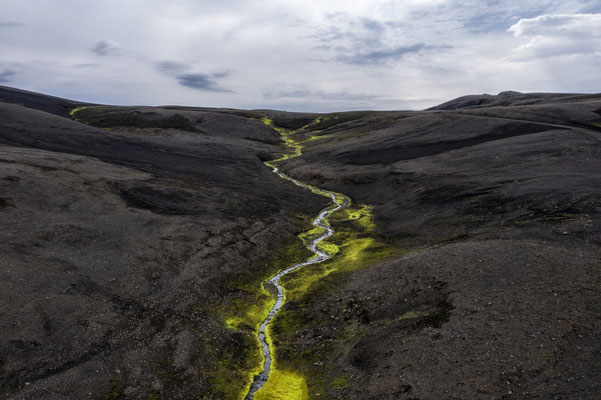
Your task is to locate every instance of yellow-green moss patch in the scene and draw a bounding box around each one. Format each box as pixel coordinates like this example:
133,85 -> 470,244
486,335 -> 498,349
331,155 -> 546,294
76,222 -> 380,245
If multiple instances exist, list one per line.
254,368 -> 309,400
69,106 -> 89,122
221,115 -> 399,399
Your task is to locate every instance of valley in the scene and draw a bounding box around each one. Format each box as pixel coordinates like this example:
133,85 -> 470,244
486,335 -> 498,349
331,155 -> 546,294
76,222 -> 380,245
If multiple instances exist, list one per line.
1,86 -> 601,399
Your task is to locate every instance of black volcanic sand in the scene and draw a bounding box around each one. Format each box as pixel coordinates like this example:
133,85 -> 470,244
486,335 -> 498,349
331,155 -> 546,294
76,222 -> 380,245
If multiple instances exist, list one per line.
0,90 -> 328,399
271,93 -> 601,399
1,88 -> 601,399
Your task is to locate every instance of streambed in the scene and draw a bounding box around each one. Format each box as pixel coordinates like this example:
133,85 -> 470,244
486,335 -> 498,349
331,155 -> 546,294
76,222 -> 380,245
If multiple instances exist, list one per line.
245,120 -> 351,399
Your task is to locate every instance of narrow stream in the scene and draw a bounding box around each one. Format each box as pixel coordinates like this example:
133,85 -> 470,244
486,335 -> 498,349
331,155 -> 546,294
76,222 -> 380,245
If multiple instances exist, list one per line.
245,158 -> 350,399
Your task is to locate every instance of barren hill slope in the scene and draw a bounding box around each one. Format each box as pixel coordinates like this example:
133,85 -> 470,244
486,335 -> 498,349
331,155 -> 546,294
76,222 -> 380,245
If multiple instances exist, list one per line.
1,87 -> 601,399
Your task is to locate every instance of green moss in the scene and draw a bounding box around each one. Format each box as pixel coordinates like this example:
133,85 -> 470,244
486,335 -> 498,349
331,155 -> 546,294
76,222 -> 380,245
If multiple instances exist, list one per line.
211,334 -> 264,400
221,116 -> 400,399
216,234 -> 314,399
254,368 -> 308,400
300,133 -> 332,144
330,204 -> 375,231
279,200 -> 396,304
69,106 -> 89,123
224,285 -> 275,331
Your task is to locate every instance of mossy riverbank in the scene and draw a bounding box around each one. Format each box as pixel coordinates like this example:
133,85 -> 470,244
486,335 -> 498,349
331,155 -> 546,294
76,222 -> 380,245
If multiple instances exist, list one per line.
221,117 -> 399,399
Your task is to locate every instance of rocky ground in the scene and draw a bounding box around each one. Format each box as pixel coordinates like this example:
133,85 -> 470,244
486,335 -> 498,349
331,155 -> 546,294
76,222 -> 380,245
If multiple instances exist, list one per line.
1,86 -> 601,399
0,87 -> 327,399
272,92 -> 601,399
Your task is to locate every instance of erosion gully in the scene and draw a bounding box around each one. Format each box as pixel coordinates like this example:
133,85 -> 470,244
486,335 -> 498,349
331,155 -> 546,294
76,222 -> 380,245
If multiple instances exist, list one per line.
245,118 -> 351,399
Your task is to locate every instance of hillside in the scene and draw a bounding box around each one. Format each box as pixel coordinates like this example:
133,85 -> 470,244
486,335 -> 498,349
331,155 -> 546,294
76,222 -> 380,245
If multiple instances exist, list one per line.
1,87 -> 601,399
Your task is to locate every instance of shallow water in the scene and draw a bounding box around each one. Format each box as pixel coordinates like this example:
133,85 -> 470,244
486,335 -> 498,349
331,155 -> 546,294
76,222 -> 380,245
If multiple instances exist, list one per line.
245,164 -> 349,399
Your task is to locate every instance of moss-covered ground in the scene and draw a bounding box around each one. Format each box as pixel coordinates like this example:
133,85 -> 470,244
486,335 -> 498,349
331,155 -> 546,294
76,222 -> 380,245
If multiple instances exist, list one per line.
212,230 -> 315,399
220,116 -> 400,399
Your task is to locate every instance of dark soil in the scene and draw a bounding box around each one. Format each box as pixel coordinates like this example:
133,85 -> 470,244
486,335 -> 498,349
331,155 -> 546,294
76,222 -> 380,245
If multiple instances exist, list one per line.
0,89 -> 327,399
272,92 -> 601,399
1,87 -> 601,399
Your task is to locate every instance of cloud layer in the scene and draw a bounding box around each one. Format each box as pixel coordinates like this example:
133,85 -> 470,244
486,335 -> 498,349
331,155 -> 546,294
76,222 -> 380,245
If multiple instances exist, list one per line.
91,40 -> 120,57
0,0 -> 599,111
509,13 -> 601,59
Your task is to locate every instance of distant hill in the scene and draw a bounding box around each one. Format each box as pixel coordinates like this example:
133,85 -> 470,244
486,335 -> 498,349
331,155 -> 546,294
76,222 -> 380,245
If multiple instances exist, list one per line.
2,85 -> 601,399
0,85 -> 88,117
429,90 -> 601,110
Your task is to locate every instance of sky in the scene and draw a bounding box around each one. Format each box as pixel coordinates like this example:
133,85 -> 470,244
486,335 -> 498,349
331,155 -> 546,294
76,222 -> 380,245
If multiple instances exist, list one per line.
0,0 -> 600,111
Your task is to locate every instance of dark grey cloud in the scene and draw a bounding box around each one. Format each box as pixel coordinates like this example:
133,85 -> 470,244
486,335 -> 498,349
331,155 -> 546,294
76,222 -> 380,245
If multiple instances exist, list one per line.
310,13 -> 388,48
362,18 -> 385,32
337,43 -> 427,65
211,71 -> 230,79
0,21 -> 23,28
309,14 -> 442,66
157,61 -> 189,74
157,63 -> 231,91
176,73 -> 231,92
0,68 -> 16,83
91,40 -> 120,56
155,62 -> 231,91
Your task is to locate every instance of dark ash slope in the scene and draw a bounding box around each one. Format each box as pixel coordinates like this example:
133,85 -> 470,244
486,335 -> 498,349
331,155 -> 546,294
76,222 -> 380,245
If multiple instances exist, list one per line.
0,89 -> 327,399
1,86 -> 601,399
274,93 -> 601,399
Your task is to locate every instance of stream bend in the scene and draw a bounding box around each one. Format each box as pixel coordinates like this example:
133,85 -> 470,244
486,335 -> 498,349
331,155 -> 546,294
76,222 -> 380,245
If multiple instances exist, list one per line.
245,163 -> 350,399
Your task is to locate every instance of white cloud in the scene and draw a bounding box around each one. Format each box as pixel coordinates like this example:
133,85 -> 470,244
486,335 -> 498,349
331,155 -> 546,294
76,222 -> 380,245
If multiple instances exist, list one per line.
509,13 -> 601,59
509,13 -> 601,37
512,35 -> 599,59
0,1 -> 599,110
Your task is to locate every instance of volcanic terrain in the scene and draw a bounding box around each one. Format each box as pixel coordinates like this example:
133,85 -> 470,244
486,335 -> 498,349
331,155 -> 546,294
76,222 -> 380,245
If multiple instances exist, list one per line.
1,86 -> 601,399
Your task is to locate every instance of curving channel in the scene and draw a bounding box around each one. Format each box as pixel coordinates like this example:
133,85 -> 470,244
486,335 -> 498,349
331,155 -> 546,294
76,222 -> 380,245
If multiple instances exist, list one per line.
245,120 -> 351,399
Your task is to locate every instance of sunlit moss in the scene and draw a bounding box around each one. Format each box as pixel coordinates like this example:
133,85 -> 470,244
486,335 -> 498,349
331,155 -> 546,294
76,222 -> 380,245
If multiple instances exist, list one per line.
254,368 -> 308,400
298,226 -> 326,246
212,339 -> 264,400
301,133 -> 332,143
255,322 -> 307,400
316,241 -> 340,257
282,236 -> 397,303
300,117 -> 323,130
282,202 -> 383,302
331,204 -> 375,232
224,285 -> 275,331
218,232 -> 314,399
223,116 -> 399,399
69,106 -> 89,122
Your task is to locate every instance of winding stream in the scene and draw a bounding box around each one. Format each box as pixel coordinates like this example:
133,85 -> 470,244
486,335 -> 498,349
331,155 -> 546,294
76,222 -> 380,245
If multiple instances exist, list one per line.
245,121 -> 350,399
